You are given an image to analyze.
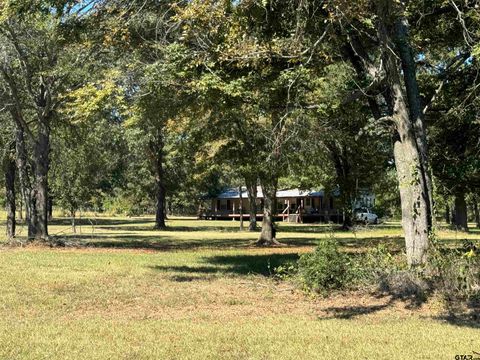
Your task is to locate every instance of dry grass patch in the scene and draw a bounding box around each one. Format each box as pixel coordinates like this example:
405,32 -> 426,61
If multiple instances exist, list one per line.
0,216 -> 478,359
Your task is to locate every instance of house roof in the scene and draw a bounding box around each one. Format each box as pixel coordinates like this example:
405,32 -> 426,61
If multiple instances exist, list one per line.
216,187 -> 326,199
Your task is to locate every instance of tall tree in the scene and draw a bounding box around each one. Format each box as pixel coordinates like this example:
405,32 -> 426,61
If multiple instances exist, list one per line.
331,0 -> 478,264
0,1 -> 102,240
0,118 -> 16,240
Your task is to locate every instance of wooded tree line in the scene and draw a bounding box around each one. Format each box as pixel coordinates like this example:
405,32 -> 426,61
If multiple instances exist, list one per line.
0,0 -> 479,266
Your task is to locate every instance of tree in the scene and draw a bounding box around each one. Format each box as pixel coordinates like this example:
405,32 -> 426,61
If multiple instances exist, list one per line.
0,1 -> 102,240
427,51 -> 480,232
302,62 -> 390,229
0,116 -> 16,240
50,116 -> 127,231
177,0 -> 330,245
330,0 -> 478,265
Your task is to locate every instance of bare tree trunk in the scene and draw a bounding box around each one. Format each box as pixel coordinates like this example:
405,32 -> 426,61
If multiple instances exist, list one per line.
4,143 -> 16,240
445,202 -> 450,224
154,182 -> 166,229
394,5 -> 434,232
15,126 -> 37,240
151,131 -> 166,230
393,137 -> 429,265
47,196 -> 53,221
246,178 -> 257,231
238,186 -> 244,231
327,141 -> 354,230
453,191 -> 468,232
473,196 -> 480,229
33,125 -> 49,241
71,210 -> 76,234
256,181 -> 281,246
377,0 -> 431,266
18,194 -> 23,221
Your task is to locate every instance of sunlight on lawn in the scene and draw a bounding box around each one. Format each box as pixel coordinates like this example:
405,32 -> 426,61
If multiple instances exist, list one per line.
0,215 -> 478,359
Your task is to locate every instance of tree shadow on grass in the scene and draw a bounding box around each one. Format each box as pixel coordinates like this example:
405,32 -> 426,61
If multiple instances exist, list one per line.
319,289 -> 430,321
55,231 -> 409,253
152,253 -> 300,277
434,312 -> 480,329
50,217 -> 152,227
321,304 -> 390,320
49,217 -> 404,234
92,225 -> 249,233
78,234 -> 254,251
169,274 -> 214,282
60,231 -> 331,251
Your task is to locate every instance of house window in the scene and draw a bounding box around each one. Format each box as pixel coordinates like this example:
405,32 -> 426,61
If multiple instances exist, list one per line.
306,198 -> 311,207
329,197 -> 334,209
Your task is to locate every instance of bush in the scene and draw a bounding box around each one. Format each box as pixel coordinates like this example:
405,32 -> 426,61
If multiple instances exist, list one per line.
273,261 -> 298,280
297,238 -> 352,294
352,243 -> 403,284
295,239 -> 405,296
378,271 -> 430,304
291,233 -> 479,315
428,240 -> 480,308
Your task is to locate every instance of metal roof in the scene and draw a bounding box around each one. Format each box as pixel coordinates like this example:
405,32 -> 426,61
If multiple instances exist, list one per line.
216,187 -> 326,199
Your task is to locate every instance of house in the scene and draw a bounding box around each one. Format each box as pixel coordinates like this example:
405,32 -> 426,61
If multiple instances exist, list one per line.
200,187 -> 342,223
353,188 -> 376,209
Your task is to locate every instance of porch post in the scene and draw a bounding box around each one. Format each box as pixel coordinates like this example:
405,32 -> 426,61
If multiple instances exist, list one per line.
287,200 -> 290,222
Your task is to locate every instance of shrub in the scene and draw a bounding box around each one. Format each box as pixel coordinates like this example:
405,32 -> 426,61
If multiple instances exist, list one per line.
352,243 -> 403,284
273,261 -> 298,280
297,238 -> 352,294
428,240 -> 480,308
296,239 -> 406,296
377,271 -> 430,305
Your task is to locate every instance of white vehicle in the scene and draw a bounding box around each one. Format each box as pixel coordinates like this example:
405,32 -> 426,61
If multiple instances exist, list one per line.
354,208 -> 378,224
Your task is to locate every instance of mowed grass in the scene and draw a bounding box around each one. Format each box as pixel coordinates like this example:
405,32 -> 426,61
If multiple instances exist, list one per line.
0,215 -> 479,359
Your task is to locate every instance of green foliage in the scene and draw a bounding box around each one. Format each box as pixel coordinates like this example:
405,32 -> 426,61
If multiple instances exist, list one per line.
273,261 -> 298,281
102,188 -> 150,216
297,238 -> 352,294
50,119 -> 129,215
352,244 -> 405,285
296,238 -> 406,296
428,239 -> 480,307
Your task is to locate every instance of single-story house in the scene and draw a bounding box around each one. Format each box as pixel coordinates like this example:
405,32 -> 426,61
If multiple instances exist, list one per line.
200,187 -> 343,223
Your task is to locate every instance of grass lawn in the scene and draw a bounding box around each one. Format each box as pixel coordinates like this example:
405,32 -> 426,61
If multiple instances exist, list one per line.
0,215 -> 479,359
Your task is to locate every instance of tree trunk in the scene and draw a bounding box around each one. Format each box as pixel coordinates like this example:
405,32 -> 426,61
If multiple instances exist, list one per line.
33,125 -> 50,241
151,131 -> 166,230
4,144 -> 16,240
246,178 -> 257,231
393,6 -> 434,231
47,196 -> 53,221
453,191 -> 468,232
15,126 -> 37,240
238,186 -> 244,231
342,207 -> 353,229
473,196 -> 480,229
256,181 -> 281,246
376,0 -> 431,266
71,210 -> 76,234
154,183 -> 166,229
327,142 -> 354,230
393,137 -> 429,265
18,194 -> 23,221
445,202 -> 450,224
